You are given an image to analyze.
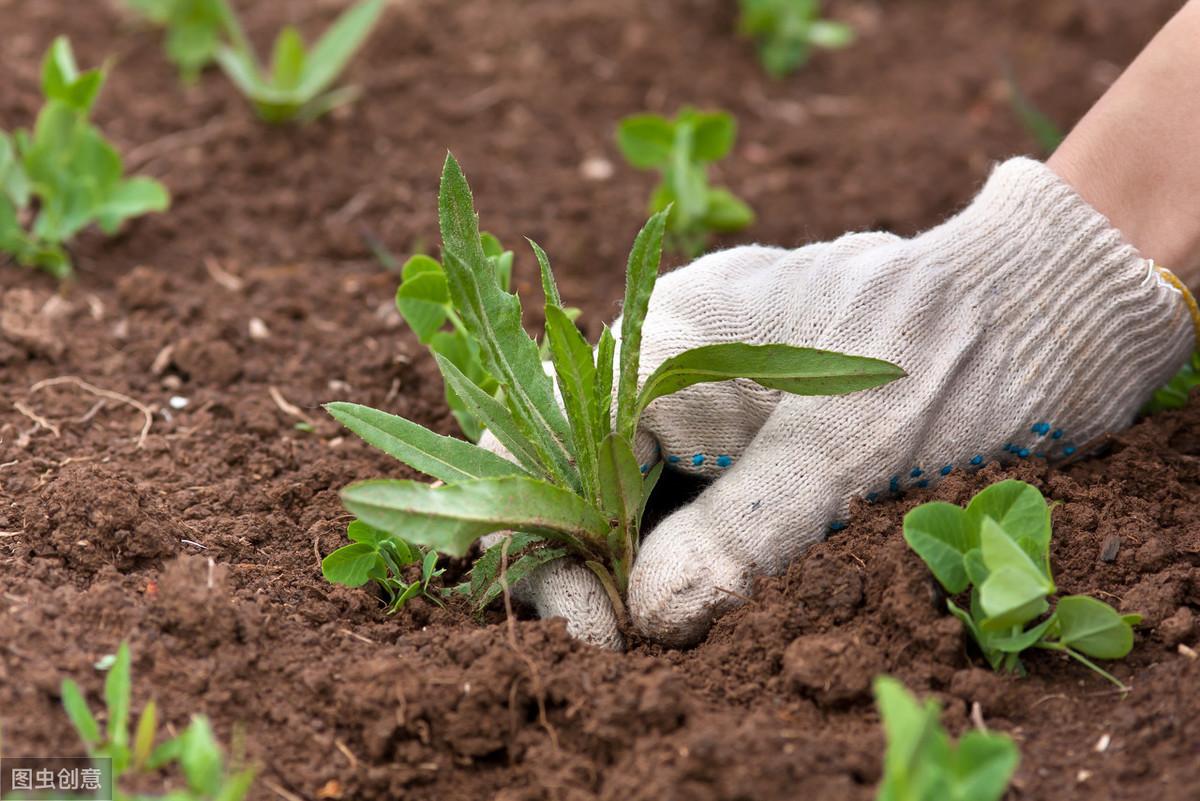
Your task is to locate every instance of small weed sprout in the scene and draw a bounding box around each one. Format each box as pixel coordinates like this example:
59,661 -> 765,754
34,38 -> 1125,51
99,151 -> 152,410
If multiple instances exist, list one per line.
324,153 -> 903,621
616,107 -> 755,257
1144,350 -> 1200,413
903,480 -> 1142,688
0,38 -> 170,278
215,0 -> 385,123
125,0 -> 251,82
321,519 -> 446,612
61,642 -> 256,801
1004,67 -> 1064,155
874,676 -> 1018,801
738,0 -> 854,77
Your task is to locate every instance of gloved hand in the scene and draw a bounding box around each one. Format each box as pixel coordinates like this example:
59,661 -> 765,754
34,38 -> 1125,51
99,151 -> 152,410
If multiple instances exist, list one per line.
491,158 -> 1195,650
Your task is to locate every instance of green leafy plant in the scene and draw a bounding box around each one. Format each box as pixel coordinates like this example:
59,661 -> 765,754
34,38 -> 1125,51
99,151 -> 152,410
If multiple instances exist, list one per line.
1144,350 -> 1200,413
125,0 -> 251,82
395,235 -> 581,441
903,480 -> 1141,687
61,642 -> 256,801
737,0 -> 854,77
323,153 -> 903,620
215,0 -> 385,123
0,38 -> 170,278
616,107 -> 755,257
321,518 -> 445,612
874,676 -> 1018,801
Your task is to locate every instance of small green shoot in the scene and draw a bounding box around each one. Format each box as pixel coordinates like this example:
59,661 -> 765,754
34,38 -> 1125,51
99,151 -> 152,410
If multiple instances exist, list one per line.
0,38 -> 170,278
903,480 -> 1141,688
321,519 -> 445,612
324,153 -> 904,621
874,676 -> 1018,801
61,642 -> 256,801
616,107 -> 754,257
125,0 -> 251,82
738,0 -> 854,77
1004,67 -> 1064,155
215,0 -> 385,123
1144,350 -> 1200,413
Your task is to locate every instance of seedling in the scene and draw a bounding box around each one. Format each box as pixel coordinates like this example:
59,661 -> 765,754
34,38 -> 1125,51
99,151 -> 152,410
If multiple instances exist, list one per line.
395,235 -> 580,441
903,480 -> 1141,688
215,0 -> 385,123
874,676 -> 1018,801
737,0 -> 854,77
324,153 -> 903,621
616,108 -> 755,257
125,0 -> 251,82
61,642 -> 256,801
321,519 -> 445,612
1144,350 -> 1200,413
0,38 -> 170,278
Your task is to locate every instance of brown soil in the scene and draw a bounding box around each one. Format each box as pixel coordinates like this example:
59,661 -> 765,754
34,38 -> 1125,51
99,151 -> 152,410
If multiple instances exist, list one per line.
2,1 -> 1198,800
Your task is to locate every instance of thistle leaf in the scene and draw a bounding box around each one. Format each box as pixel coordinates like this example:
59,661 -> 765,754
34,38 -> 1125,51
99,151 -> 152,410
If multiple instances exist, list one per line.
616,208 -> 670,442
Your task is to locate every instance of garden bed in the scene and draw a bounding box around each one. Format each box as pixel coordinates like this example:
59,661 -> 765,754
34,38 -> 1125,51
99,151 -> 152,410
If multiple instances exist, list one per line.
2,1 -> 1197,799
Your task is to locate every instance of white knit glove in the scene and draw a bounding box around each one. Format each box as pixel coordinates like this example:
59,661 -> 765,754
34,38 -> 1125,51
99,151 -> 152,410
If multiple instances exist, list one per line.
491,158 -> 1194,650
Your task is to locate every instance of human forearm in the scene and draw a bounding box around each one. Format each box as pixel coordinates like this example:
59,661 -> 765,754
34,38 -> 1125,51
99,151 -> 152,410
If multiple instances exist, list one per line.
1048,0 -> 1200,285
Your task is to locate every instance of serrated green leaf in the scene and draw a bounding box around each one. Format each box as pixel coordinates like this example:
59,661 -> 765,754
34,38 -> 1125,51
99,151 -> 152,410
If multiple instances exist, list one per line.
616,114 -> 676,169
593,325 -> 616,437
616,208 -> 669,442
325,401 -> 529,483
342,477 -> 610,557
637,343 -> 905,416
61,679 -> 101,746
473,546 -> 568,609
437,154 -> 577,486
296,0 -> 384,98
903,501 -> 973,594
1052,595 -> 1136,659
545,304 -> 601,501
432,353 -> 552,480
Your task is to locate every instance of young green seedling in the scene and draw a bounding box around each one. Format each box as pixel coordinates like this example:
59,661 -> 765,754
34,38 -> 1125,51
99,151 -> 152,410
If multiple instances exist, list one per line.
737,0 -> 854,77
321,519 -> 445,612
324,153 -> 904,622
215,0 -> 385,123
616,107 -> 754,257
125,0 -> 251,82
903,480 -> 1142,688
0,38 -> 170,278
1004,67 -> 1064,155
61,642 -> 256,801
874,676 -> 1018,801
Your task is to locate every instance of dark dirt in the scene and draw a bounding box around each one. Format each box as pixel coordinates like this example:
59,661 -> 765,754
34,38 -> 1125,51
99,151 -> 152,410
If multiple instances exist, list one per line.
2,1 -> 1198,799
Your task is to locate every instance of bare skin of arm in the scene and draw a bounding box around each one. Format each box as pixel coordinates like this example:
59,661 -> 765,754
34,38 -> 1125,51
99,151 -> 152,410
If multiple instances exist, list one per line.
1049,0 -> 1200,286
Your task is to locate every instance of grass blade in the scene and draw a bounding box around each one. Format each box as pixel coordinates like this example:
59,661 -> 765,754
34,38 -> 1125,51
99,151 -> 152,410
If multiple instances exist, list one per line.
616,208 -> 670,441
341,477 -> 610,557
637,343 -> 905,415
105,642 -> 132,748
325,401 -> 529,483
61,679 -> 101,746
437,155 -> 577,485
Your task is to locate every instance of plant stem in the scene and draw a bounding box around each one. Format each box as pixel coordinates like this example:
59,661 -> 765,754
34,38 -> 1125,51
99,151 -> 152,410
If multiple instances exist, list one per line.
1035,642 -> 1130,691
